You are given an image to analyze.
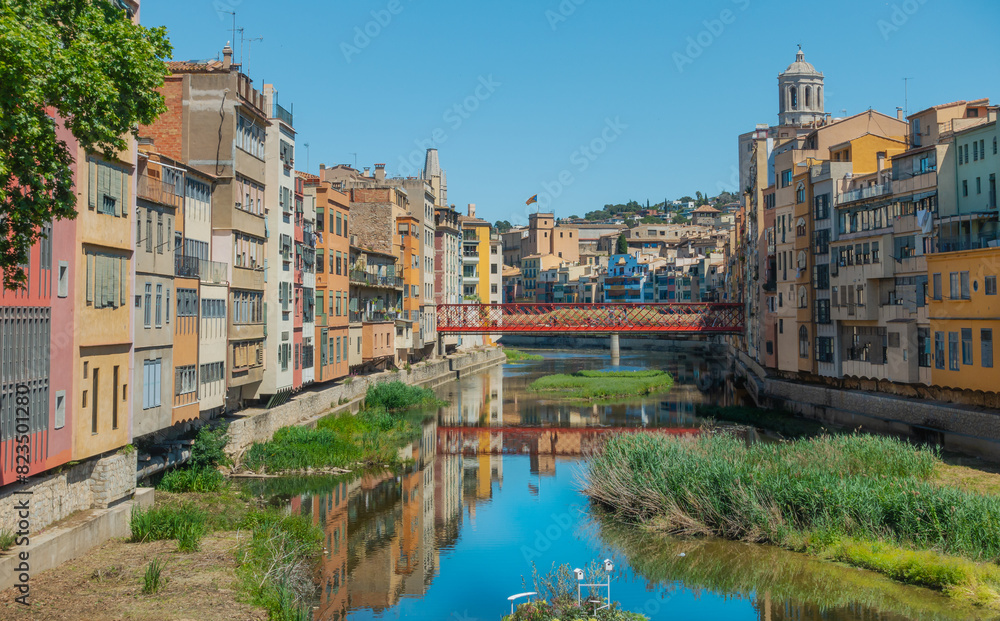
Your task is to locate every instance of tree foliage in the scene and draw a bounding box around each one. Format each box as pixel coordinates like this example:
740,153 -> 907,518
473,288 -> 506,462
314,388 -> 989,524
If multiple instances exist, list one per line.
494,220 -> 513,233
615,233 -> 628,254
0,0 -> 171,289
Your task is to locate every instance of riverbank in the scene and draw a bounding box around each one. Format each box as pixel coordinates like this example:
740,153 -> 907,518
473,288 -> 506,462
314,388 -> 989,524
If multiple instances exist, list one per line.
585,432 -> 1000,610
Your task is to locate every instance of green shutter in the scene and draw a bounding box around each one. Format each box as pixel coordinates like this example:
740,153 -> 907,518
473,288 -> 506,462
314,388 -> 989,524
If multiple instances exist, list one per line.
86,252 -> 93,303
88,159 -> 97,209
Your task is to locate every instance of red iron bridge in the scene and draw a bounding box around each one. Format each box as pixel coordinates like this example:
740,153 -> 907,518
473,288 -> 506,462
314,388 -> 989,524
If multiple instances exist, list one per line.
436,303 -> 745,335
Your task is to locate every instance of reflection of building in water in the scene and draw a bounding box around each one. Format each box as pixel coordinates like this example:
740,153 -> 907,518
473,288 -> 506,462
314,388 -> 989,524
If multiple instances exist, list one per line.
437,362 -> 503,426
753,595 -> 895,621
304,421 -> 442,620
438,426 -> 698,457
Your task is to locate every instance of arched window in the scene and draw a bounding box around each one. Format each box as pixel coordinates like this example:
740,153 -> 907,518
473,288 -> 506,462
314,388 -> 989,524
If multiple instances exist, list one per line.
796,217 -> 806,237
797,250 -> 807,271
799,326 -> 809,358
790,86 -> 798,110
798,284 -> 808,307
817,86 -> 822,109
796,183 -> 806,204
805,86 -> 811,109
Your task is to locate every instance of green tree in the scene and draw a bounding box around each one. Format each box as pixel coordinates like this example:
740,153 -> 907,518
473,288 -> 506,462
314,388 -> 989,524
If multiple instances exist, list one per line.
672,214 -> 689,224
615,233 -> 628,254
494,220 -> 513,233
0,0 -> 171,289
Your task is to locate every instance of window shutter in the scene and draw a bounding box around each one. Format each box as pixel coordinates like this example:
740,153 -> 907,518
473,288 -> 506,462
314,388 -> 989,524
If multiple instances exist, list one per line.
257,345 -> 263,366
88,159 -> 97,209
119,257 -> 126,307
86,253 -> 93,303
121,167 -> 129,216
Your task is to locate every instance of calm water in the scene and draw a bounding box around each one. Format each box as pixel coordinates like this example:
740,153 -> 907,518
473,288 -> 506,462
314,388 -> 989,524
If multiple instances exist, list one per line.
255,345 -> 981,621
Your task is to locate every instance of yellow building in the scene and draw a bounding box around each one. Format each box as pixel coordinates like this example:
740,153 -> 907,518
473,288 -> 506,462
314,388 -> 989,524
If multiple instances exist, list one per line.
927,248 -> 999,392
460,213 -> 492,304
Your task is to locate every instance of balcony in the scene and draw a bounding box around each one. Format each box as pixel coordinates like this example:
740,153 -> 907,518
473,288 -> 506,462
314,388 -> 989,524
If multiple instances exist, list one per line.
273,102 -> 293,127
836,183 -> 892,206
174,255 -> 228,284
350,310 -> 399,323
349,269 -> 404,289
137,174 -> 183,209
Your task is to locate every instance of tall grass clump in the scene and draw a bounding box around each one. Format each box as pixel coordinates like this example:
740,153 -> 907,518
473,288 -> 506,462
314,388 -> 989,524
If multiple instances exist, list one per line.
502,562 -> 648,621
504,349 -> 543,363
363,381 -> 441,411
529,369 -> 673,401
236,509 -> 323,621
155,423 -> 231,493
585,433 -> 1000,562
141,558 -> 167,594
0,528 -> 15,551
158,466 -> 226,493
129,503 -> 208,548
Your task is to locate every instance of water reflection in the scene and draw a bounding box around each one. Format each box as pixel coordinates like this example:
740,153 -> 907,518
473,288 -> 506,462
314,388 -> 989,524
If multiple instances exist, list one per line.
269,346 -> 970,621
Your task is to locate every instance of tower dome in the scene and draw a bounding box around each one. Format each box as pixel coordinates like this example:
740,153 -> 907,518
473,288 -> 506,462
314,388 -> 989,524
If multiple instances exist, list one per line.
778,47 -> 825,126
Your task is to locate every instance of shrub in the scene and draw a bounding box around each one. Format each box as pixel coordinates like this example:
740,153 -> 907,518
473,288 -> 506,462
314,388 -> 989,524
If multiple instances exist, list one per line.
190,424 -> 231,470
142,559 -> 167,595
504,562 -> 647,621
529,370 -> 673,400
505,349 -> 543,363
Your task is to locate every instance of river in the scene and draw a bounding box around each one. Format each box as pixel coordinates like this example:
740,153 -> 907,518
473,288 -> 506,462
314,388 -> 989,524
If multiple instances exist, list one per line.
246,344 -> 983,621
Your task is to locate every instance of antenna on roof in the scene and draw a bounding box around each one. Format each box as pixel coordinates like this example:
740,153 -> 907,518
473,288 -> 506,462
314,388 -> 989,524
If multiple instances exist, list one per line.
903,77 -> 912,118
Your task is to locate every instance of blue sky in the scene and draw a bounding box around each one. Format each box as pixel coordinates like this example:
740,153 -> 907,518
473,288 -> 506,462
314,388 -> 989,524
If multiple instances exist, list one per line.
142,0 -> 1000,226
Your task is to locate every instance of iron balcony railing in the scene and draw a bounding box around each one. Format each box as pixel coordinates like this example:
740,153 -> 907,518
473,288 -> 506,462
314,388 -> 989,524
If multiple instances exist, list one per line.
349,310 -> 399,323
175,255 -> 228,284
836,182 -> 892,205
137,174 -> 183,209
349,269 -> 404,289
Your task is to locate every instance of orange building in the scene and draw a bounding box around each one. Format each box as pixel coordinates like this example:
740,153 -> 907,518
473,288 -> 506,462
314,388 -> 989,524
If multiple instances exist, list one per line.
304,175 -> 351,384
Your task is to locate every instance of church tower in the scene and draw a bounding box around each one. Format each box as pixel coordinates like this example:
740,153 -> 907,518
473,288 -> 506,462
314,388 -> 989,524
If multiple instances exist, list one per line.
778,47 -> 824,126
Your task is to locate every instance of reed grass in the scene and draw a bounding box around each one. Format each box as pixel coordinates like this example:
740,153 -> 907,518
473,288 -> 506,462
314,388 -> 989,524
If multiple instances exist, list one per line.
529,369 -> 673,401
585,433 -> 1000,604
141,558 -> 166,595
504,349 -> 543,363
158,467 -> 227,493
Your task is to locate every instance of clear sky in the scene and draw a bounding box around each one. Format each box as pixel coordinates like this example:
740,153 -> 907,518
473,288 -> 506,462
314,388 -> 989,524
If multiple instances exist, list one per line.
142,0 -> 999,226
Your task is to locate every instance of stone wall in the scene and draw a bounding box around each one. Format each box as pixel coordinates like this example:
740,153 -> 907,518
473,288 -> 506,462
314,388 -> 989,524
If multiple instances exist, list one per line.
0,451 -> 137,535
225,347 -> 505,460
733,347 -> 1000,461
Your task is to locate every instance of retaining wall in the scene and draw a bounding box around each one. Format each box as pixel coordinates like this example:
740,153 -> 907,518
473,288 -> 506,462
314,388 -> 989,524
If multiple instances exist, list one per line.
0,451 -> 137,536
733,348 -> 1000,461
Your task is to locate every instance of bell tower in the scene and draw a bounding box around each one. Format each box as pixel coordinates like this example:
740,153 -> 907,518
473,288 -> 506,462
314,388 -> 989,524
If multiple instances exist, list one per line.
778,46 -> 825,126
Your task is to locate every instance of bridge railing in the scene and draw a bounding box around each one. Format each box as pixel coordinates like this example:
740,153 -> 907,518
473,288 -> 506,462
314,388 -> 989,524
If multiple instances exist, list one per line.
436,303 -> 744,334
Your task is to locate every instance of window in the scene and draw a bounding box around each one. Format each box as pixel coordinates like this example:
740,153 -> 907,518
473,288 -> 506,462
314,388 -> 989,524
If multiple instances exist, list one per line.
813,229 -> 830,255
143,283 -> 152,327
934,332 -> 945,369
85,251 -> 126,309
949,332 -> 959,371
918,328 -> 932,368
816,299 -> 830,324
814,264 -> 829,289
336,213 -> 342,236
88,157 -> 128,217
933,273 -> 942,300
177,289 -> 198,317
236,114 -> 265,159
974,141 -> 979,161
781,169 -> 792,188
143,359 -> 162,409
814,194 -> 830,220
155,284 -> 162,327
962,328 -> 974,366
961,271 -> 970,299
963,180 -> 968,197
166,288 -> 170,323
175,365 -> 197,396
336,251 -> 342,275
983,329 -> 994,368
986,275 -> 997,296
799,326 -> 809,359
816,337 -> 833,363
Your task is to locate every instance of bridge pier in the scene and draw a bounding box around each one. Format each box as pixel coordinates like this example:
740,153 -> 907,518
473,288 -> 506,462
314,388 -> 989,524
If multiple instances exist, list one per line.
610,333 -> 620,366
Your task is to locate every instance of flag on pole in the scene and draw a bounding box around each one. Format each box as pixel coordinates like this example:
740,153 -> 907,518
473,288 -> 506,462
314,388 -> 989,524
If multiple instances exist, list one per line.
525,194 -> 538,206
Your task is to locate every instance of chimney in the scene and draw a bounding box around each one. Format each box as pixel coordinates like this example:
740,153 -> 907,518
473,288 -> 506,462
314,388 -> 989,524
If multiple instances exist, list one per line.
375,163 -> 386,183
319,163 -> 326,172
468,203 -> 476,218
222,43 -> 233,71
363,167 -> 371,178
896,107 -> 904,121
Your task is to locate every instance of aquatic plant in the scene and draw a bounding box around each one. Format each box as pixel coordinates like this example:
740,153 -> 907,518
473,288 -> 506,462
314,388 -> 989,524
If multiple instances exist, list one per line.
585,433 -> 1000,604
504,348 -> 544,363
529,369 -> 673,400
503,562 -> 648,621
363,380 -> 442,411
158,467 -> 227,493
